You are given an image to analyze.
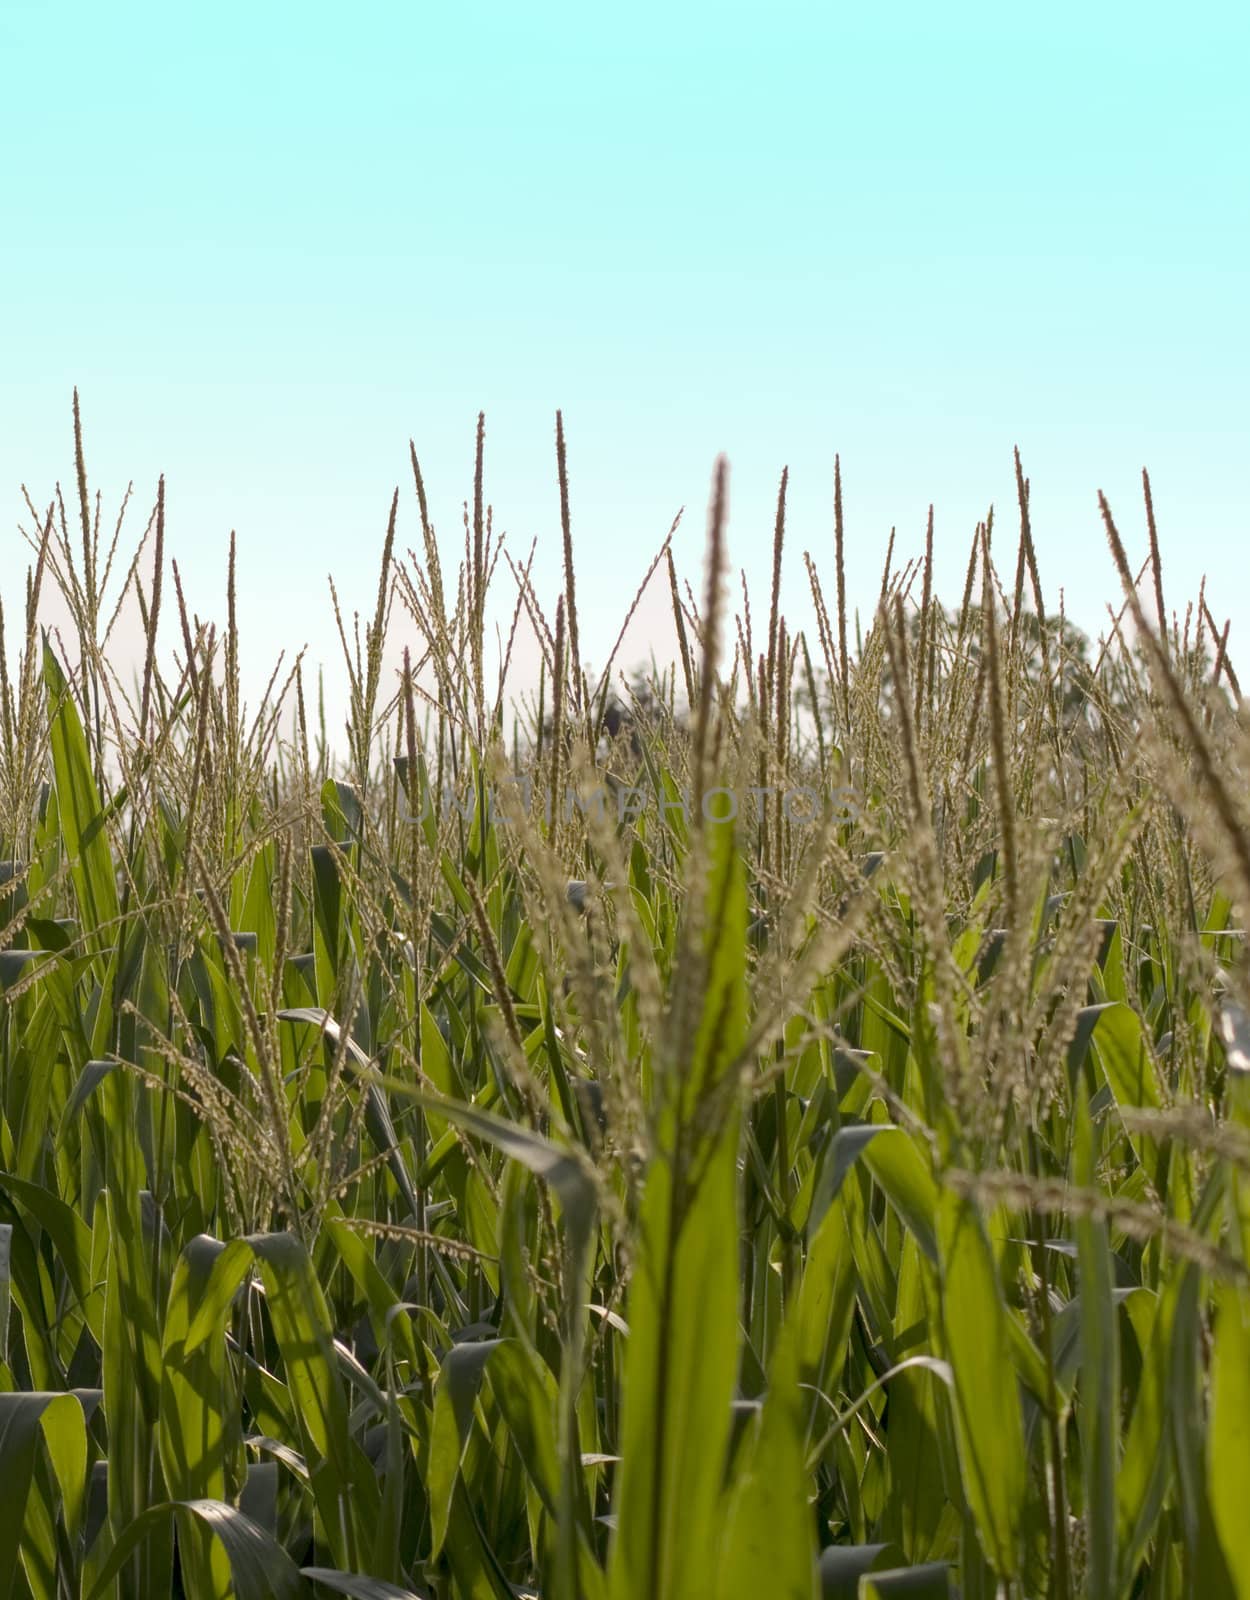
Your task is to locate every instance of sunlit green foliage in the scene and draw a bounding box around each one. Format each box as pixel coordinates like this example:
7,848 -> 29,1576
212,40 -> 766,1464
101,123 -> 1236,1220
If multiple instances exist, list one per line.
1,407 -> 1248,1598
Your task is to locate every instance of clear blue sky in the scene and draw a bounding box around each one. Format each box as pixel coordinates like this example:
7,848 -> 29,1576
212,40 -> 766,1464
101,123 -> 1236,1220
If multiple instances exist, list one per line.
2,1 -> 1246,730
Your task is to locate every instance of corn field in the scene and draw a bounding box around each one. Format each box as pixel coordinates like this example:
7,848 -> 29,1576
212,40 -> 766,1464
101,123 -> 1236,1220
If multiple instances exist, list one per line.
1,402 -> 1249,1599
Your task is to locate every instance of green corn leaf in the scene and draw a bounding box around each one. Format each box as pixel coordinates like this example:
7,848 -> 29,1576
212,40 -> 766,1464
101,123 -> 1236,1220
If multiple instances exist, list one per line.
370,1085 -> 598,1282
427,1339 -> 501,1559
301,1571 -> 432,1599
1115,1275 -> 1177,1588
1089,1003 -> 1164,1183
102,1179 -> 172,1599
1075,1086 -> 1118,1599
818,1544 -> 899,1599
608,816 -> 748,1600
717,1316 -> 819,1600
247,1232 -> 369,1570
84,1499 -> 305,1600
0,1390 -> 90,1597
0,1223 -> 9,1365
861,1129 -> 939,1265
936,1188 -> 1025,1579
160,1235 -> 254,1600
0,1171 -> 101,1342
42,643 -> 119,961
1208,1283 -> 1250,1595
276,1010 -> 420,1218
859,1562 -> 952,1597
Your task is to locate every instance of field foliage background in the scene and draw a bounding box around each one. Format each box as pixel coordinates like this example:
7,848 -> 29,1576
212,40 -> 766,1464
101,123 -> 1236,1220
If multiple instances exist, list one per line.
1,404 -> 1249,1599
